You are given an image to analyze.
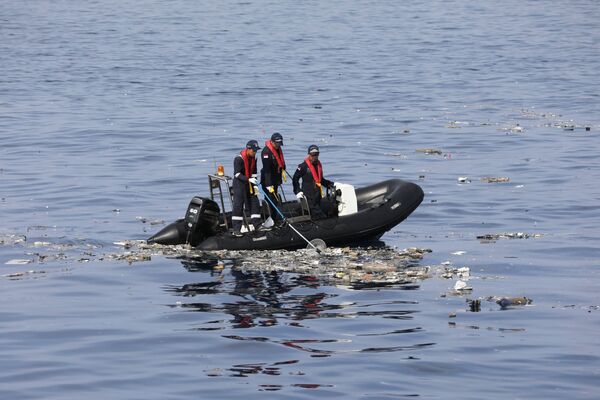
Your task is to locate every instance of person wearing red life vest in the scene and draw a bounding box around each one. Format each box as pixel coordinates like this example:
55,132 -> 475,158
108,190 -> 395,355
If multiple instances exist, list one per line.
292,144 -> 334,220
260,132 -> 286,223
232,140 -> 262,236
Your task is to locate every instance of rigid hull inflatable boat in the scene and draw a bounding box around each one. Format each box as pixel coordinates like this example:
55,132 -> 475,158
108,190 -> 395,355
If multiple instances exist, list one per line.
148,177 -> 424,251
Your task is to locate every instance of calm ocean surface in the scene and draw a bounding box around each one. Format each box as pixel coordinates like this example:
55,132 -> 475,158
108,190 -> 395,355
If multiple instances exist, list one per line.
1,1 -> 599,398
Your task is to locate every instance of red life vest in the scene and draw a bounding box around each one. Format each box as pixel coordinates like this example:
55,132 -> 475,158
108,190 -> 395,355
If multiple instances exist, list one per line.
240,149 -> 256,178
304,157 -> 323,187
265,140 -> 286,171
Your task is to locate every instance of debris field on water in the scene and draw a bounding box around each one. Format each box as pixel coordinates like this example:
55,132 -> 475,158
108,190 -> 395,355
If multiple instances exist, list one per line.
0,234 -> 547,314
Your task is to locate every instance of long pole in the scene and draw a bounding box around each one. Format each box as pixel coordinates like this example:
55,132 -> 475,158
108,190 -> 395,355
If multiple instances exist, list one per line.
256,185 -> 321,253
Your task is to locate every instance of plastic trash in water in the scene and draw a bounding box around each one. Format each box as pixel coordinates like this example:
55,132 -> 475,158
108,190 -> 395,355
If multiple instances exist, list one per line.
454,280 -> 472,291
496,297 -> 532,308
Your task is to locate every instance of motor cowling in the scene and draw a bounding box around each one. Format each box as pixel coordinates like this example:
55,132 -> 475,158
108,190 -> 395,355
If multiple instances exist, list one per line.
184,197 -> 220,236
147,197 -> 221,246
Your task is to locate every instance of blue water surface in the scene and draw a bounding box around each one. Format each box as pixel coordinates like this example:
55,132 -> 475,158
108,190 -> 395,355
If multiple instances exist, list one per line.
1,1 -> 599,399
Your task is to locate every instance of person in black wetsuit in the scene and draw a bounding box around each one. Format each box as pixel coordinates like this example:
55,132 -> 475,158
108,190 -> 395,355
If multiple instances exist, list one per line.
260,132 -> 286,224
232,140 -> 262,236
292,144 -> 334,220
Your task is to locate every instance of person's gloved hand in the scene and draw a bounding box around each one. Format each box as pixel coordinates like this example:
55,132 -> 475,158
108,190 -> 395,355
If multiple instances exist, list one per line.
267,186 -> 275,193
296,192 -> 305,200
248,177 -> 258,185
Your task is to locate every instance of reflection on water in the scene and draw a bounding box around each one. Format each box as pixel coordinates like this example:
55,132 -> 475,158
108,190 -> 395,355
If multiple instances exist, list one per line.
207,359 -> 335,391
164,248 -> 436,360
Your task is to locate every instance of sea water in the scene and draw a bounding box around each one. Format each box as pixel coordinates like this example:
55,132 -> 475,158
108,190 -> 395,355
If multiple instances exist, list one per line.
1,1 -> 599,398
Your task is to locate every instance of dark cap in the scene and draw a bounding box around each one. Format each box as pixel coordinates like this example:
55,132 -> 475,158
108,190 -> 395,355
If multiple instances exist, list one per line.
246,140 -> 260,151
308,144 -> 320,155
271,132 -> 283,145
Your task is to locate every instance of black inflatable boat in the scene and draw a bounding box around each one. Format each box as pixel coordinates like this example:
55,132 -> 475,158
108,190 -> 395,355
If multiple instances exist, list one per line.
148,177 -> 423,251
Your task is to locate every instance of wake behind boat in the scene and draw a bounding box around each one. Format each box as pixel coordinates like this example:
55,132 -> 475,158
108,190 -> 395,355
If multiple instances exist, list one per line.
148,175 -> 424,251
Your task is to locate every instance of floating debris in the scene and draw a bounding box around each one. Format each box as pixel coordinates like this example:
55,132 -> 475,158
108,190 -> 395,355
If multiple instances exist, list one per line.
500,123 -> 525,133
456,267 -> 470,279
3,270 -> 47,280
519,108 -> 555,119
453,280 -> 472,292
510,124 -> 524,133
416,148 -> 442,155
0,234 -> 27,246
438,265 -> 470,280
3,236 -> 437,288
435,264 -> 476,296
446,121 -> 463,128
489,296 -> 532,308
33,252 -> 68,263
105,252 -> 152,264
219,246 -> 434,288
135,217 -> 165,225
457,177 -> 471,184
5,259 -> 32,265
467,298 -> 481,312
384,153 -> 407,159
477,232 -> 542,242
481,176 -> 510,183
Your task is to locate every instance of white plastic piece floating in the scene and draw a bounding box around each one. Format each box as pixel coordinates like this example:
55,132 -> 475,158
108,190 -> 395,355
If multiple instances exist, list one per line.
454,280 -> 472,291
457,267 -> 470,279
6,259 -> 32,265
511,124 -> 524,133
457,177 -> 471,184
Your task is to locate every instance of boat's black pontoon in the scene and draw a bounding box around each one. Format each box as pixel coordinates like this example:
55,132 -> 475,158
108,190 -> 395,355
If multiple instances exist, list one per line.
148,175 -> 423,250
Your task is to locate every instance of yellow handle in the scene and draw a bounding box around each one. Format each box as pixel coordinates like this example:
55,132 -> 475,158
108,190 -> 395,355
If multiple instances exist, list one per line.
318,183 -> 324,197
282,170 -> 287,182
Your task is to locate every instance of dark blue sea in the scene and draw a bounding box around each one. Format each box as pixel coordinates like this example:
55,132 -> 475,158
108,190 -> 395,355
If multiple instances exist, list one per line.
1,1 -> 599,398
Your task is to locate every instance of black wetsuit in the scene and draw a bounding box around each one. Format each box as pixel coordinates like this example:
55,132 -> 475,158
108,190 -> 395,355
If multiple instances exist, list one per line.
232,152 -> 261,233
292,159 -> 333,219
260,143 -> 286,221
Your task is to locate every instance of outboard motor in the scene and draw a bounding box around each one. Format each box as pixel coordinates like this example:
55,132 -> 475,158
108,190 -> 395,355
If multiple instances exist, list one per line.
183,197 -> 220,241
147,197 -> 220,246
